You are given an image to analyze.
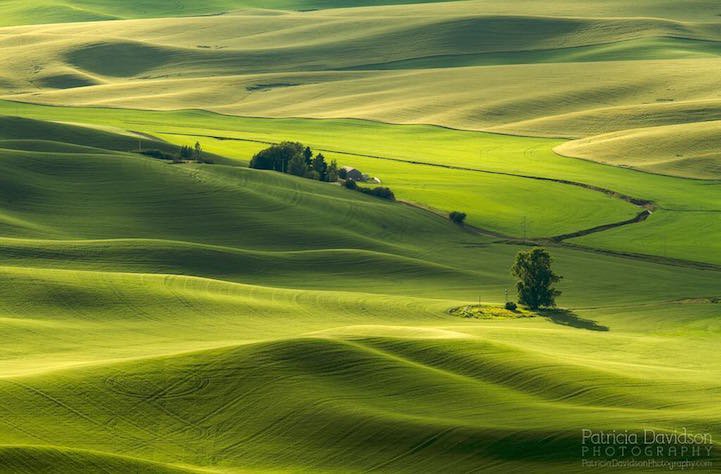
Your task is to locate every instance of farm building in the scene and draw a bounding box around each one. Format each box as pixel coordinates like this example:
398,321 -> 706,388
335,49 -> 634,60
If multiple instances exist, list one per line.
342,166 -> 364,181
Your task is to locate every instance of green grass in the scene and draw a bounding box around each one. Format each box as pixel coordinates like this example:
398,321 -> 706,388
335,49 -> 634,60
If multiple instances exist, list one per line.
0,117 -> 719,472
570,209 -> 721,265
557,120 -> 721,179
2,101 -> 720,265
0,0 -> 461,27
0,103 -> 644,238
2,2 -> 721,472
347,37 -> 721,70
0,104 -> 636,236
2,4 -> 721,140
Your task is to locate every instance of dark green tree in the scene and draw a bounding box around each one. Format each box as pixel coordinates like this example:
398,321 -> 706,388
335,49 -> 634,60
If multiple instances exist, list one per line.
249,142 -> 304,172
326,159 -> 339,182
288,153 -> 308,177
312,153 -> 328,181
180,145 -> 193,160
511,247 -> 562,310
194,141 -> 203,162
303,146 -> 313,166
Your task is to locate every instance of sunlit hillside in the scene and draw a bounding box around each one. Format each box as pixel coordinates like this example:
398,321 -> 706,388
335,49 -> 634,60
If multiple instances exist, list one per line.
0,1 -> 720,473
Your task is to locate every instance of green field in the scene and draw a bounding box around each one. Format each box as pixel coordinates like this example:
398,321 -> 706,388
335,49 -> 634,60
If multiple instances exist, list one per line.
1,1 -> 721,473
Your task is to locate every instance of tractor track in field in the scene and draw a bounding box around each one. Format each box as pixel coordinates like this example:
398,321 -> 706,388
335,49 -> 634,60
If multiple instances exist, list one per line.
154,131 -> 656,241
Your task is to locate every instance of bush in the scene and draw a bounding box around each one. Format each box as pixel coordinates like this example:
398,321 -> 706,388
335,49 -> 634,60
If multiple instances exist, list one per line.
344,179 -> 358,190
504,301 -> 518,311
449,211 -> 466,224
360,186 -> 395,201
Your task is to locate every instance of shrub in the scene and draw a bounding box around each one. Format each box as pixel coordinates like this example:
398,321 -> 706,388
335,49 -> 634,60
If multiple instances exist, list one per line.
344,179 -> 358,190
360,186 -> 395,201
504,301 -> 518,311
449,211 -> 466,224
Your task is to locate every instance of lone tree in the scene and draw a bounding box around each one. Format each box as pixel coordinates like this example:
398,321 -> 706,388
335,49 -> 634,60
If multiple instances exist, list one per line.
511,247 -> 562,310
194,142 -> 203,162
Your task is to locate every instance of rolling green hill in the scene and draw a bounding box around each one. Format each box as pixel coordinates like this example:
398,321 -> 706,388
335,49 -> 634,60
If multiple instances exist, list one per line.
0,114 -> 719,472
3,100 -> 720,267
3,1 -> 721,180
556,120 -> 721,179
0,0 -> 463,27
2,1 -> 721,472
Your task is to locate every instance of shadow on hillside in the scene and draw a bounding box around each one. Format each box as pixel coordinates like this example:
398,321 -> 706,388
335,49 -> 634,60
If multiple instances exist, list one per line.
459,241 -> 492,248
538,308 -> 609,332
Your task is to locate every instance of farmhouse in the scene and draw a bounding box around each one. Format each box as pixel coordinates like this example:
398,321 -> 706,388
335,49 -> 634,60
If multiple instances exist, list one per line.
341,166 -> 364,181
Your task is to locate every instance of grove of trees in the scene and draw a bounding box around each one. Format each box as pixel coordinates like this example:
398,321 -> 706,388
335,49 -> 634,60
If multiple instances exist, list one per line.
249,141 -> 396,201
140,141 -> 205,163
250,142 -> 338,182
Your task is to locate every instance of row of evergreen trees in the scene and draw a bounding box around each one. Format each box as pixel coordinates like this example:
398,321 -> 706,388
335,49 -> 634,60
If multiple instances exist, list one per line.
179,142 -> 203,162
137,142 -> 205,163
249,142 -> 339,182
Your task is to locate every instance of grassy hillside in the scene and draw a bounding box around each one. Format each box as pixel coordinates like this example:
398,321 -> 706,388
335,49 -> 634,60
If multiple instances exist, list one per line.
0,0 -> 462,27
0,4 -> 719,135
2,1 -> 721,472
0,115 -> 719,472
5,2 -> 721,194
0,103 -> 644,238
2,3 -> 721,180
3,101 -> 721,267
556,120 -> 721,179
